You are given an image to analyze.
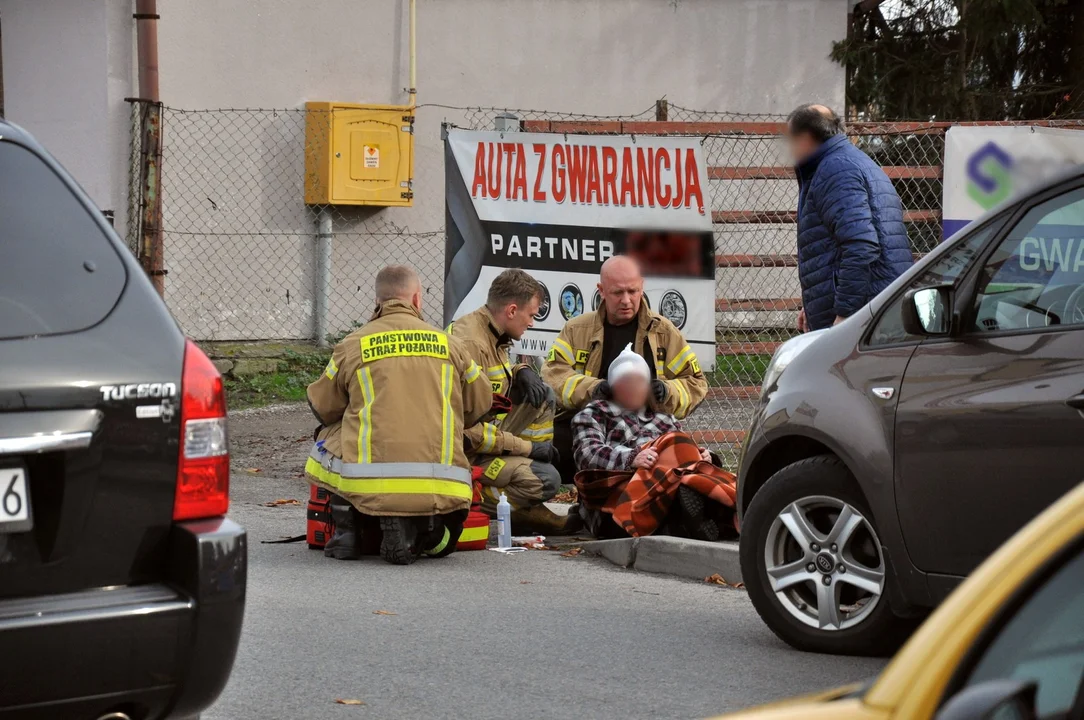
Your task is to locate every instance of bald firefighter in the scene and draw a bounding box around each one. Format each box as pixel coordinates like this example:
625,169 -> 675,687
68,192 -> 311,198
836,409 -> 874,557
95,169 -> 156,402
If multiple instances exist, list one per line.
306,265 -> 491,565
448,269 -> 575,534
543,255 -> 708,483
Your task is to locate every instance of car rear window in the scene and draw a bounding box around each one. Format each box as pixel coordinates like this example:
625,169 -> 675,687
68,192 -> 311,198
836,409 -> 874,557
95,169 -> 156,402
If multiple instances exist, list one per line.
0,141 -> 126,340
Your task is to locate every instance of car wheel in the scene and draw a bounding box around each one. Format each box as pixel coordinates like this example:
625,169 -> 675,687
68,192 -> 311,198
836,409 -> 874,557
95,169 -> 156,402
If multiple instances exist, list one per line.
740,455 -> 910,656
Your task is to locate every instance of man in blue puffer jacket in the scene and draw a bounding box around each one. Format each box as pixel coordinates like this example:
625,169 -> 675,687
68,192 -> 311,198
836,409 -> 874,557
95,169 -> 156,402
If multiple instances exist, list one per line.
787,104 -> 913,331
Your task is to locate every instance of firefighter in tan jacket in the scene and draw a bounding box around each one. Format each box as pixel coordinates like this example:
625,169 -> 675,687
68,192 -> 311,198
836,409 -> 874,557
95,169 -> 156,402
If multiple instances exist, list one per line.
307,266 -> 491,565
543,256 -> 708,482
447,269 -> 574,534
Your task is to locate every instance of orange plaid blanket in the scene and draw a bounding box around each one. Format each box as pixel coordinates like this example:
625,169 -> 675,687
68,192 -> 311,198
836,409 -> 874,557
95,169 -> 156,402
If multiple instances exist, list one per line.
574,431 -> 738,538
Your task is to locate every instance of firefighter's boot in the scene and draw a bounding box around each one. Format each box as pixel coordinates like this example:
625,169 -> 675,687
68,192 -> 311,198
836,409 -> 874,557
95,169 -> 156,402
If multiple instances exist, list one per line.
324,495 -> 361,560
422,511 -> 466,559
510,504 -> 580,535
379,516 -> 421,566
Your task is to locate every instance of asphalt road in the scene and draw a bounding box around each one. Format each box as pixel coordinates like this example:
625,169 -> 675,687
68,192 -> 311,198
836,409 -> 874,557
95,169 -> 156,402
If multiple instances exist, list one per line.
207,405 -> 885,720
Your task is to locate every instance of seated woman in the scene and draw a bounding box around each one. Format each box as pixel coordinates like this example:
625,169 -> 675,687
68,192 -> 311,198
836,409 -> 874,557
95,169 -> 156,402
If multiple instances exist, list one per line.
571,344 -> 736,540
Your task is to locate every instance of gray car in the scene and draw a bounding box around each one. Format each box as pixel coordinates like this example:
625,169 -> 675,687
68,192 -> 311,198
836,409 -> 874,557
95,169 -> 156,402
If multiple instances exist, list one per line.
737,169 -> 1084,656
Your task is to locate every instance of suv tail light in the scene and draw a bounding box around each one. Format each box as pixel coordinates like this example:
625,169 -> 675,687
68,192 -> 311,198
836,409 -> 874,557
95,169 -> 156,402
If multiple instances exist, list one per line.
175,339 -> 229,521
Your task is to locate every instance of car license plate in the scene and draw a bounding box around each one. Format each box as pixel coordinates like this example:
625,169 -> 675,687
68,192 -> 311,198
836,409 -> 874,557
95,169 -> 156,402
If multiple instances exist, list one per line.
0,465 -> 32,533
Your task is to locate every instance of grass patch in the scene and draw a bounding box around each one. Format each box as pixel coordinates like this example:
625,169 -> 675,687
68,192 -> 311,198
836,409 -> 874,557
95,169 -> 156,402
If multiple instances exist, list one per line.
224,349 -> 327,410
707,354 -> 772,387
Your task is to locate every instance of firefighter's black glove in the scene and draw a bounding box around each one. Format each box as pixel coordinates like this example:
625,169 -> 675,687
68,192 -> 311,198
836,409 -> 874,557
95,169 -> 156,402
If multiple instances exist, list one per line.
651,379 -> 669,404
513,367 -> 549,408
591,381 -> 612,401
529,442 -> 557,464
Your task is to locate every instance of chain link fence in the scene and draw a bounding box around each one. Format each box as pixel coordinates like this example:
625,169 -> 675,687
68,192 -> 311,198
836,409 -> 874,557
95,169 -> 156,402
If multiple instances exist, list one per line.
125,99 -> 1084,464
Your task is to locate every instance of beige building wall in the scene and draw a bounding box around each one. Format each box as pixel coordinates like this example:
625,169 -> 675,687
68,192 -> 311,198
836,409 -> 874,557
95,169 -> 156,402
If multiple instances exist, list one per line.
4,0 -> 847,340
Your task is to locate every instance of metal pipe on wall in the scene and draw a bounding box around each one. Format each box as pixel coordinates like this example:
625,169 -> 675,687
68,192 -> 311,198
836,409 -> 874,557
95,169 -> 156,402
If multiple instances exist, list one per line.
315,208 -> 334,347
135,0 -> 160,102
135,0 -> 165,295
408,0 -> 416,107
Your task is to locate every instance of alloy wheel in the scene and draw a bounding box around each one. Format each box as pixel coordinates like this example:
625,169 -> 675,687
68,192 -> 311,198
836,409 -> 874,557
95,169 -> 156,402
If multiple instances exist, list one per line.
763,495 -> 885,631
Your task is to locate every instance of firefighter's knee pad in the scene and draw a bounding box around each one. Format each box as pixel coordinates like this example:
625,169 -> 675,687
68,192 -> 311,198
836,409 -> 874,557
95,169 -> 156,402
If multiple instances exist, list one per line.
530,461 -> 562,500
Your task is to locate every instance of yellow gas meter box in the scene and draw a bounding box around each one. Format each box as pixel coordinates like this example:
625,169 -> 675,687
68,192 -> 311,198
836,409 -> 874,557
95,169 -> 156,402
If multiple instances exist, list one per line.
304,102 -> 414,206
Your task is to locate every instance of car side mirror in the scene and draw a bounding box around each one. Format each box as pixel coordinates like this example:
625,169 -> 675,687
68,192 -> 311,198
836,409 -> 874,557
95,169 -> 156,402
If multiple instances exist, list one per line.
902,285 -> 954,336
934,679 -> 1038,720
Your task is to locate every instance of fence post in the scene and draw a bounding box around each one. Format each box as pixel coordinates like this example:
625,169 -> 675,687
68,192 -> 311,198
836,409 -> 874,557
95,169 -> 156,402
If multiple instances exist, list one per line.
656,99 -> 668,121
138,101 -> 165,295
315,207 -> 333,348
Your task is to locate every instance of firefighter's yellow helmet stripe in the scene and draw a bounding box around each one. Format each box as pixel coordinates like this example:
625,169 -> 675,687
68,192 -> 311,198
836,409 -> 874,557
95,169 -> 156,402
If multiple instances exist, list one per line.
356,367 -> 375,463
306,457 -> 472,500
440,363 -> 454,465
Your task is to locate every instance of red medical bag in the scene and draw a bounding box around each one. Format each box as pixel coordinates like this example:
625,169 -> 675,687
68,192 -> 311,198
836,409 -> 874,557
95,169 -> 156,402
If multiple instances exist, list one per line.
307,485 -> 334,549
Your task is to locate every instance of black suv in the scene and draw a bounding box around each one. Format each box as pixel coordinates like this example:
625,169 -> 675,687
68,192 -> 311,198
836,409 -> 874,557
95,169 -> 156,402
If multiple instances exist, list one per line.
0,120 -> 245,718
737,168 -> 1084,657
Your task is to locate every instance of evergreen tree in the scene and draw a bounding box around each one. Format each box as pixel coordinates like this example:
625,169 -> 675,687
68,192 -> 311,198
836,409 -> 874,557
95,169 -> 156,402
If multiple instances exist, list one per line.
833,0 -> 1084,120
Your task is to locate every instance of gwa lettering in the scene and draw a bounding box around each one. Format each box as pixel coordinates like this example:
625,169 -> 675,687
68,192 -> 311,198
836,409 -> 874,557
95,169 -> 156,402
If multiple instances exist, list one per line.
1018,236 -> 1084,272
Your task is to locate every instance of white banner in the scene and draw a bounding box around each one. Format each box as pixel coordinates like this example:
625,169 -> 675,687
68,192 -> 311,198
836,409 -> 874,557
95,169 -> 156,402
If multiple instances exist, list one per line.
943,126 -> 1084,238
443,128 -> 715,369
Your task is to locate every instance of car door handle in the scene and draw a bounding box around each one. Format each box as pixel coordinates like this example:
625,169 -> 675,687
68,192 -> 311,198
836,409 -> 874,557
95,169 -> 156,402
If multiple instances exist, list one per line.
1066,393 -> 1084,410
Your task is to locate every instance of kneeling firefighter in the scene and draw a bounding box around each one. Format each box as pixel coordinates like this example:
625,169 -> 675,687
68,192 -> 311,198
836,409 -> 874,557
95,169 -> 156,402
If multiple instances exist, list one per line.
305,265 -> 491,565
447,269 -> 577,534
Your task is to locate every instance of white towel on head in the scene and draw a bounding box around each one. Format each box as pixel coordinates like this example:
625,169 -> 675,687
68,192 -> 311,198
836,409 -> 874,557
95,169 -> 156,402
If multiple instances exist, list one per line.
608,343 -> 650,386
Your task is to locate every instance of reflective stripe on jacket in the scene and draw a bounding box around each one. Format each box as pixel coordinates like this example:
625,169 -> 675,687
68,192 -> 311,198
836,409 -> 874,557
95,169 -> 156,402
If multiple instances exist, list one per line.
541,302 -> 707,419
447,306 -> 552,457
306,299 -> 491,516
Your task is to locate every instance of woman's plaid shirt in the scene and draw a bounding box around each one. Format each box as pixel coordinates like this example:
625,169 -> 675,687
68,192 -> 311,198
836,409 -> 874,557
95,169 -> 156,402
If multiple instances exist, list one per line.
571,400 -> 682,472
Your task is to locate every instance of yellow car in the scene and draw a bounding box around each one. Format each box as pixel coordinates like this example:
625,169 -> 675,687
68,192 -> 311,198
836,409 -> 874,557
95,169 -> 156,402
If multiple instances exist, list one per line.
716,481 -> 1084,720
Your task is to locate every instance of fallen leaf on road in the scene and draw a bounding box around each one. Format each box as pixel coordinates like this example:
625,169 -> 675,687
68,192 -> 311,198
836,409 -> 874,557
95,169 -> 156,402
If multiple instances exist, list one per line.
334,699 -> 365,705
560,547 -> 583,557
705,573 -> 744,588
519,581 -> 532,584
372,610 -> 397,616
260,498 -> 300,507
245,467 -> 262,474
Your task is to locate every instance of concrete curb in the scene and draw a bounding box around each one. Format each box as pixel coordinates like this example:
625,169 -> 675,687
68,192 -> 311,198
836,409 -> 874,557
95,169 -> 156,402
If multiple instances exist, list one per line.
580,536 -> 742,584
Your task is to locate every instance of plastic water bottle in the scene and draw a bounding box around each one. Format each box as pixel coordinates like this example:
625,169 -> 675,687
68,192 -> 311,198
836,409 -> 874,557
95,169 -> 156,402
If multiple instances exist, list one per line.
496,493 -> 512,549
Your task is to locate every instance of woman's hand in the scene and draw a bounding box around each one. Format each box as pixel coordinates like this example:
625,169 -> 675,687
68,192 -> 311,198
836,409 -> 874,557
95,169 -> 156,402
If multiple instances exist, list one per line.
632,448 -> 659,469
699,448 -> 712,463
